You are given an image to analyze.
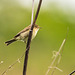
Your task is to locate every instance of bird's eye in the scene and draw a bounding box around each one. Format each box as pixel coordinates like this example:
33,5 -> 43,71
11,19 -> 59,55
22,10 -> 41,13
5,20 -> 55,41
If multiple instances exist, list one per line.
35,26 -> 37,28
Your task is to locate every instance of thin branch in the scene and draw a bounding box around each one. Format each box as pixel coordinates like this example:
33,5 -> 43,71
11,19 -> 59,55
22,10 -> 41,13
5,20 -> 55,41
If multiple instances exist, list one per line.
51,56 -> 62,75
31,0 -> 34,25
49,67 -> 63,72
45,39 -> 66,75
51,27 -> 69,75
51,39 -> 66,75
23,0 -> 42,75
69,71 -> 75,75
45,28 -> 69,75
1,51 -> 25,75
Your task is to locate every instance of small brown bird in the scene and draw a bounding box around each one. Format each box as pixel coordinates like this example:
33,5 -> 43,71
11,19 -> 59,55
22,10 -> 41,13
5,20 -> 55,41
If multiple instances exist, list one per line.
5,24 -> 41,46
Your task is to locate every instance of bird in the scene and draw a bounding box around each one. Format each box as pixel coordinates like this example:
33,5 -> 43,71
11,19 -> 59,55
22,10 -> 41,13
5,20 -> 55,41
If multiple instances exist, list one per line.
5,24 -> 41,46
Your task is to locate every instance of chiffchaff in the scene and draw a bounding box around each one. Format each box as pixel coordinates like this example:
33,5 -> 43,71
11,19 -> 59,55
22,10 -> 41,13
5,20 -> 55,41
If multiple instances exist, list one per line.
5,24 -> 41,46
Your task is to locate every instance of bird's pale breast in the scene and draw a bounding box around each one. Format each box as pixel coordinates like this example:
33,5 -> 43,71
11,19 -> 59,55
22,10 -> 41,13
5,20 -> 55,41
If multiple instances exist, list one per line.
32,28 -> 39,40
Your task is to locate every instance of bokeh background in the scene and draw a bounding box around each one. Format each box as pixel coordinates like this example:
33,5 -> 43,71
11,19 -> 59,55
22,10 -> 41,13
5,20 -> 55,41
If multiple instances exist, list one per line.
0,0 -> 75,75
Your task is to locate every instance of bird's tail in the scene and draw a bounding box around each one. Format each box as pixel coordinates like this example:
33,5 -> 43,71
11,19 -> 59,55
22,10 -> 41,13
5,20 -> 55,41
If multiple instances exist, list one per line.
5,38 -> 16,46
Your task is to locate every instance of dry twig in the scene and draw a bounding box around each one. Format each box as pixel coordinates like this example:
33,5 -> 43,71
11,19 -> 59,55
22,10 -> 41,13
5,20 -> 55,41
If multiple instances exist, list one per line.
1,51 -> 25,75
45,28 -> 69,75
45,39 -> 66,75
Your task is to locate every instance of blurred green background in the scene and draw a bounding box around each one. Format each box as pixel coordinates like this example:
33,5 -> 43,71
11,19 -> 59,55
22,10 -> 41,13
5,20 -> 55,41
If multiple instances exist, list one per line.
0,0 -> 75,75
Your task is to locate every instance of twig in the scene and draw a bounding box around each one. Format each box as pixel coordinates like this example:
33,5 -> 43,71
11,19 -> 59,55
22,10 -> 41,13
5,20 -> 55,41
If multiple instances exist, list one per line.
45,28 -> 69,75
49,67 -> 63,72
69,71 -> 75,75
45,27 -> 69,75
45,39 -> 66,75
31,0 -> 34,25
51,55 -> 62,75
51,38 -> 66,75
1,51 -> 25,75
23,0 -> 42,75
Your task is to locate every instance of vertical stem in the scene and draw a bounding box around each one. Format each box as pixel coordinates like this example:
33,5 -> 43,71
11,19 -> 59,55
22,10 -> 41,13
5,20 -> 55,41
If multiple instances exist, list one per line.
31,0 -> 34,25
23,0 -> 42,75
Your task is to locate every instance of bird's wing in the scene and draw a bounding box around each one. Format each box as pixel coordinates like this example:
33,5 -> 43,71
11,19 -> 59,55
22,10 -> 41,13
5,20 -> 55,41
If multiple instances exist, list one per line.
14,25 -> 31,38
